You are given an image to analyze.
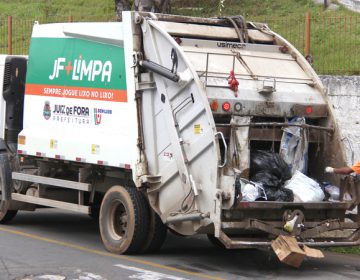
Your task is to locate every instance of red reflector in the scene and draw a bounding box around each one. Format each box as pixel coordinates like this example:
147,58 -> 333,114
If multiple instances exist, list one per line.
306,106 -> 312,114
125,164 -> 131,169
210,100 -> 219,111
36,152 -> 42,156
76,157 -> 82,162
97,160 -> 104,165
18,150 -> 23,155
222,102 -> 231,112
55,155 -> 61,159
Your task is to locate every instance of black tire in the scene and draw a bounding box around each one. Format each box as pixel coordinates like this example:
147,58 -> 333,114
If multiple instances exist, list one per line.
207,234 -> 226,249
99,185 -> 150,254
142,205 -> 167,253
0,153 -> 17,224
0,203 -> 17,224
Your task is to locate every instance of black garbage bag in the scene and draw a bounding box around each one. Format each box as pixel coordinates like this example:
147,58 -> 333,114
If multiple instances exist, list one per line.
251,171 -> 282,189
263,187 -> 294,202
250,150 -> 291,183
250,150 -> 293,201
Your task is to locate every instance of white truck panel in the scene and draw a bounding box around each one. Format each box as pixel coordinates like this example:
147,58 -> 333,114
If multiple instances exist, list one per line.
31,22 -> 124,41
0,56 -> 6,140
18,20 -> 139,169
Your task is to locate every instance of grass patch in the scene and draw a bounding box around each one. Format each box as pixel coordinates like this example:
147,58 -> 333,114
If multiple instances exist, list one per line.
328,246 -> 360,255
0,0 -> 114,19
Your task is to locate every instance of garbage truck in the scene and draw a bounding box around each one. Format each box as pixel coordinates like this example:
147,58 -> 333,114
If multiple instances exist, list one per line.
0,11 -> 359,255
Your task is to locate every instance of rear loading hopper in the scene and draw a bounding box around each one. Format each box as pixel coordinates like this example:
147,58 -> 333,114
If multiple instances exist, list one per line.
137,13 -> 360,248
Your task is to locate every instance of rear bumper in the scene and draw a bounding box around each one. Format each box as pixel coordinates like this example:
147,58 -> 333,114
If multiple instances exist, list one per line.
218,201 -> 360,249
234,201 -> 354,210
219,230 -> 360,249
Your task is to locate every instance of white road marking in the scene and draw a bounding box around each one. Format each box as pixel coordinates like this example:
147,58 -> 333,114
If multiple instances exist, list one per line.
20,272 -> 106,280
115,264 -> 190,280
78,272 -> 107,280
38,277 -> 65,280
29,276 -> 65,280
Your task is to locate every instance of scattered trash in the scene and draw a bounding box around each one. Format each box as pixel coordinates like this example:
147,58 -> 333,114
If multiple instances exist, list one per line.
279,117 -> 309,175
343,192 -> 352,201
285,171 -> 325,202
323,183 -> 340,201
239,179 -> 267,201
271,235 -> 324,268
283,215 -> 299,233
241,183 -> 260,202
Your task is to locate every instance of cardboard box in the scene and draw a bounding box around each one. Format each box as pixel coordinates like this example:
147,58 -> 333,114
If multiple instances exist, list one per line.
271,235 -> 324,268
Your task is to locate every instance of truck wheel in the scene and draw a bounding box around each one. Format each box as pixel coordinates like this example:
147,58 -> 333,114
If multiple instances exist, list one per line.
142,207 -> 167,253
0,202 -> 17,224
99,185 -> 149,254
0,153 -> 17,223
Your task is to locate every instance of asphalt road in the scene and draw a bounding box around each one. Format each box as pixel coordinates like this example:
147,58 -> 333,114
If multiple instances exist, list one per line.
0,209 -> 360,280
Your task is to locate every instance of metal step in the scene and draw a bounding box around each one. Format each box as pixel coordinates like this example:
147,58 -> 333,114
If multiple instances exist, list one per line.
12,172 -> 91,192
11,193 -> 90,214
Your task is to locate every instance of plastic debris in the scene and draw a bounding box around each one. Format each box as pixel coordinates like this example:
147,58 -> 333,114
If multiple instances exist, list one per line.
283,215 -> 298,233
285,171 -> 325,202
241,183 -> 259,202
279,117 -> 309,175
323,183 -> 340,201
238,179 -> 267,202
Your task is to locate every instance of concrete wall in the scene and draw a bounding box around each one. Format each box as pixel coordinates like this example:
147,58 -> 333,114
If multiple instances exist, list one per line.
320,75 -> 360,166
338,0 -> 360,13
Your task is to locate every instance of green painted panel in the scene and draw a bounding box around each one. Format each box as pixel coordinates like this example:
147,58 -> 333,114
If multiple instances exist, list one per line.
26,38 -> 126,90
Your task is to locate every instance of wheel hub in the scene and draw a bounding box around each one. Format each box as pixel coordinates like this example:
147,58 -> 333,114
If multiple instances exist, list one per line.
108,199 -> 128,241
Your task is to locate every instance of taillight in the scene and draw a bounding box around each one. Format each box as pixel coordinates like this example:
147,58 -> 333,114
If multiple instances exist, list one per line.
222,102 -> 231,112
306,106 -> 312,114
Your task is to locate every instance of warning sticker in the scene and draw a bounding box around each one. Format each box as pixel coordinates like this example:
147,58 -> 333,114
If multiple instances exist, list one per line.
194,124 -> 203,134
91,144 -> 100,154
163,152 -> 173,162
50,139 -> 58,149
